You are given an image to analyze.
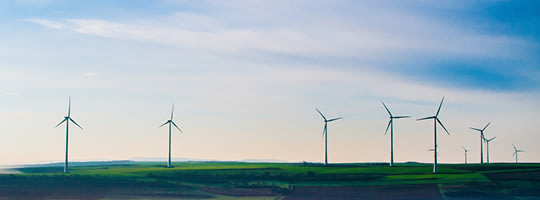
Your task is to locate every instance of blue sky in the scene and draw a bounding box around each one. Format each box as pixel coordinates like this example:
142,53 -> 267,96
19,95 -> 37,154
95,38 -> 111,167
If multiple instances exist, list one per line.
0,0 -> 539,165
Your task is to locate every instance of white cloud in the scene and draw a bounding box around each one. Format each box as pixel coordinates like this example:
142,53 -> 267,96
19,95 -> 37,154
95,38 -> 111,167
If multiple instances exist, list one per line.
24,2 -> 530,61
22,18 -> 64,29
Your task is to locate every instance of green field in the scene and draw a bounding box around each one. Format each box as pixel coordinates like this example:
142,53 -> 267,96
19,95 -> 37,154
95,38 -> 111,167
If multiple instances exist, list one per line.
1,162 -> 539,199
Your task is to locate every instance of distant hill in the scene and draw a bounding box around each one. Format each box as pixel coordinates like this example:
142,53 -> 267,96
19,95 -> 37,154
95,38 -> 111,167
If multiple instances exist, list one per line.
19,160 -> 136,168
130,157 -> 288,163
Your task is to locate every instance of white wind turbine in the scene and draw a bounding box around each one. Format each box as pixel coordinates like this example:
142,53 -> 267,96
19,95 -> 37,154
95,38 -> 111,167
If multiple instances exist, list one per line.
463,146 -> 469,164
471,122 -> 490,164
55,96 -> 84,173
512,144 -> 524,164
484,136 -> 496,164
316,108 -> 342,166
417,97 -> 450,173
160,104 -> 183,168
381,101 -> 410,167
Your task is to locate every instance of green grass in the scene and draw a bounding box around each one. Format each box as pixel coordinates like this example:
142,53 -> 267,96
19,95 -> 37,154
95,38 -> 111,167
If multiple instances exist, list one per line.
1,162 -> 540,199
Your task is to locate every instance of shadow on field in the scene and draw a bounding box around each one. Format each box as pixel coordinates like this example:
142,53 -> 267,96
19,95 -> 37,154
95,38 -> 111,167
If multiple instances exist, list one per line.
0,173 -> 211,200
285,184 -> 443,200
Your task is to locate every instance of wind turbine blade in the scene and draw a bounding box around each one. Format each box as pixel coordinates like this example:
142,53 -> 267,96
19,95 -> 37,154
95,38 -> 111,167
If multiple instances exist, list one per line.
392,116 -> 411,119
513,152 -> 516,156
470,127 -> 482,132
483,122 -> 491,131
316,108 -> 326,121
417,116 -> 435,121
384,120 -> 392,135
68,118 -> 83,130
327,117 -> 342,122
381,101 -> 392,117
322,123 -> 327,137
436,96 -> 444,117
518,150 -> 524,152
55,118 -> 67,128
437,118 -> 450,135
171,121 -> 182,133
159,121 -> 169,128
68,96 -> 71,117
170,104 -> 174,120
488,136 -> 496,141
513,144 -> 517,150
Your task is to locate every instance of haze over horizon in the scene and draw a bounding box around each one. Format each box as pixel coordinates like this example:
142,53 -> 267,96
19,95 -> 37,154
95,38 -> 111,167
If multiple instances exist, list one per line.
1,0 -> 539,165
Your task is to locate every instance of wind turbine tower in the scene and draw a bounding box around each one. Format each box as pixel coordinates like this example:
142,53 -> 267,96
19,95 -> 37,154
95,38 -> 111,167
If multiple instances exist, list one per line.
471,122 -> 490,164
381,101 -> 410,167
316,108 -> 342,166
55,96 -> 84,173
417,97 -> 450,173
484,136 -> 496,164
160,104 -> 183,168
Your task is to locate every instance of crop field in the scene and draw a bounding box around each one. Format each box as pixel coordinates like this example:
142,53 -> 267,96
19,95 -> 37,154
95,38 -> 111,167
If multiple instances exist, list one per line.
1,162 -> 539,199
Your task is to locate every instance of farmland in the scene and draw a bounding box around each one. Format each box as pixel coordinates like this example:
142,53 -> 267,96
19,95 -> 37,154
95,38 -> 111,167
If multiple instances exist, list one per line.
1,162 -> 539,199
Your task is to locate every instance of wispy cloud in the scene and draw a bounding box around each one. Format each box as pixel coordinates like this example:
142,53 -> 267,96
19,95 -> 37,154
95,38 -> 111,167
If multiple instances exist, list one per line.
23,4 -> 530,61
19,0 -> 539,93
22,18 -> 64,29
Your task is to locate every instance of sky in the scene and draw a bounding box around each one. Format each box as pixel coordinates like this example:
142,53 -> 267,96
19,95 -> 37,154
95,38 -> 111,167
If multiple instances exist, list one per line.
1,0 -> 539,165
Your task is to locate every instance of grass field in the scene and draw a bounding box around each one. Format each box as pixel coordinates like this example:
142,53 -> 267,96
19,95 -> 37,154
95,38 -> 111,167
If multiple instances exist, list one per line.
1,162 -> 539,199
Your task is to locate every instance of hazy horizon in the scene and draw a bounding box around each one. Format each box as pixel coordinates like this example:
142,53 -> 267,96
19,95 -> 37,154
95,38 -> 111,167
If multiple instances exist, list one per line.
1,0 -> 539,165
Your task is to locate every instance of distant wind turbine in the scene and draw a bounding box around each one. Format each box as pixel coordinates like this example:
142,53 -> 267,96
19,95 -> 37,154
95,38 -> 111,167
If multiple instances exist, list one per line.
316,108 -> 342,166
381,101 -> 410,167
463,146 -> 469,164
512,144 -> 524,164
428,147 -> 439,156
471,122 -> 490,164
484,136 -> 496,164
417,97 -> 450,173
160,104 -> 183,168
55,96 -> 83,173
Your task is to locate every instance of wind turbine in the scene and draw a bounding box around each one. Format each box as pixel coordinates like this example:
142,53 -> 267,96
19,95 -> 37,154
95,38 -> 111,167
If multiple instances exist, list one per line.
512,144 -> 524,164
417,97 -> 450,173
55,96 -> 84,173
381,101 -> 410,167
160,104 -> 183,168
484,136 -> 496,164
471,122 -> 490,164
463,147 -> 469,164
316,108 -> 342,165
